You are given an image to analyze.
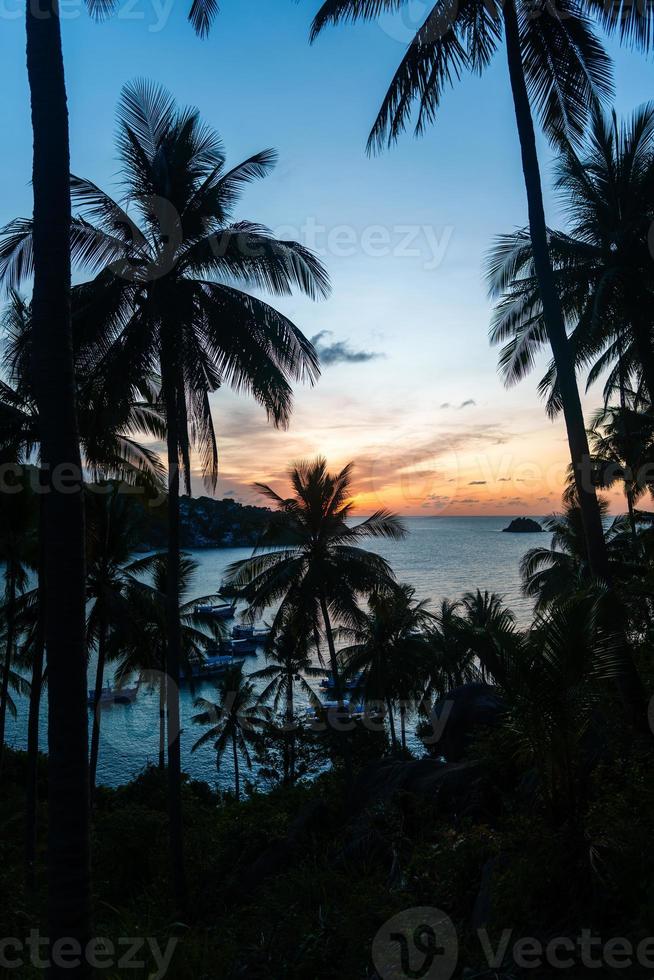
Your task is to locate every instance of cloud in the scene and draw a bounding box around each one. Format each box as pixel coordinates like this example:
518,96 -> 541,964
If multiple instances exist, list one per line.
468,480 -> 487,485
440,399 -> 477,410
311,331 -> 384,367
498,477 -> 511,482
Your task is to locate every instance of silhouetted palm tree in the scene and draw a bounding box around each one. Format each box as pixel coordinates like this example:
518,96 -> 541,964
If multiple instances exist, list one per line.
487,103 -> 654,412
338,584 -> 433,752
114,553 -> 225,770
2,80 -> 329,908
251,615 -> 324,784
21,0 -> 220,955
192,668 -> 265,800
227,458 -> 405,710
310,0 -> 612,581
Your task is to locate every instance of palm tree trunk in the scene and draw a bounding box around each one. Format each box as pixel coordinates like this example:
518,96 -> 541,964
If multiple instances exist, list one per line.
88,609 -> 107,794
502,0 -> 608,581
162,371 -> 187,912
319,594 -> 353,785
503,3 -> 648,728
0,568 -> 17,774
26,0 -> 90,967
385,693 -> 398,753
159,674 -> 167,770
400,704 -> 407,753
26,510 -> 46,895
319,594 -> 343,706
232,731 -> 240,801
287,679 -> 295,785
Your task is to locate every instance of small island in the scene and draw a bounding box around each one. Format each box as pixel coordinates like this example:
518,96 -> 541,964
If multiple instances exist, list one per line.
503,517 -> 544,533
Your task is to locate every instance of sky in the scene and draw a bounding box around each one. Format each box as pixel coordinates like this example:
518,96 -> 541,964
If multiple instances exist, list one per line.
0,2 -> 651,516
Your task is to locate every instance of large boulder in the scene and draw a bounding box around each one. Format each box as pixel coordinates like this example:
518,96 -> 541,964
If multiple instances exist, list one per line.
428,683 -> 505,762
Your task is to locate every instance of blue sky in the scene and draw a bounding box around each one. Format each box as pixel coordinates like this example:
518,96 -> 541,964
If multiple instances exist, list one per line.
0,3 -> 651,513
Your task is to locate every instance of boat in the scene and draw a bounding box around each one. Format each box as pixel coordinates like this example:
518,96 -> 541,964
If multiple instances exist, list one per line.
228,637 -> 258,655
195,601 -> 236,621
232,624 -> 271,645
87,685 -> 139,708
179,654 -> 246,682
320,671 -> 365,694
87,686 -> 114,708
113,684 -> 139,705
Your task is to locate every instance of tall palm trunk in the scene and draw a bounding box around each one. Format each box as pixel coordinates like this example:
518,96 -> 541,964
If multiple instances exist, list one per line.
159,674 -> 167,769
26,0 -> 90,968
89,605 -> 107,794
232,730 -> 240,801
26,507 -> 46,894
162,359 -> 187,912
0,568 -> 17,774
319,594 -> 353,784
319,595 -> 343,706
502,0 -> 608,582
503,0 -> 647,726
379,656 -> 398,753
286,677 -> 295,784
400,703 -> 407,753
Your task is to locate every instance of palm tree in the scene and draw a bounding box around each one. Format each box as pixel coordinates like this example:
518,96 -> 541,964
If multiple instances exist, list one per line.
86,485 -> 157,792
0,469 -> 37,773
422,599 -> 482,701
310,0 -> 613,581
487,103 -> 654,414
1,80 -> 330,909
251,613 -> 325,783
495,593 -> 624,821
191,668 -> 265,801
113,553 -> 226,770
587,405 -> 654,541
227,458 -> 405,712
338,584 -> 433,753
21,0 -> 219,955
521,501 -> 639,613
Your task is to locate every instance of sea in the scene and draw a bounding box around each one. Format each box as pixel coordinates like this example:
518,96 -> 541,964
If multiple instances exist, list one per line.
5,516 -> 551,790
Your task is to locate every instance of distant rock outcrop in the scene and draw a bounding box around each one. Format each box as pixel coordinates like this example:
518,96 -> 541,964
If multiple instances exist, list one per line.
502,517 -> 543,533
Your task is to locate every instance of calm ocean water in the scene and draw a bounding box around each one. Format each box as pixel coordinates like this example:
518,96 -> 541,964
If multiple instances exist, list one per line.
5,516 -> 551,789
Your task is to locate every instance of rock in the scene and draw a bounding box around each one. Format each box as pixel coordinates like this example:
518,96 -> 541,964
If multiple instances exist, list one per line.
427,683 -> 505,763
502,517 -> 543,533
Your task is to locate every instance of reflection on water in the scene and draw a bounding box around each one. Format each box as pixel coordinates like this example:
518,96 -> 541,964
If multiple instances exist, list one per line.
5,516 -> 551,789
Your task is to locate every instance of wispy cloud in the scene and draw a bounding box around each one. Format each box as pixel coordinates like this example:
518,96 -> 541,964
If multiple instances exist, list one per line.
311,331 -> 384,367
440,399 -> 477,410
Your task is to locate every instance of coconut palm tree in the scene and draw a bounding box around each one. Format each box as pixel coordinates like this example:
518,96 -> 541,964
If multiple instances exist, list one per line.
309,0 -> 613,584
86,485 -> 159,793
1,79 -> 330,908
338,584 -> 433,753
587,405 -> 654,541
21,0 -> 220,953
521,501 -> 639,614
113,553 -> 226,770
191,668 -> 265,801
227,458 -> 405,711
251,615 -> 325,784
422,599 -> 482,702
487,103 -> 654,414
